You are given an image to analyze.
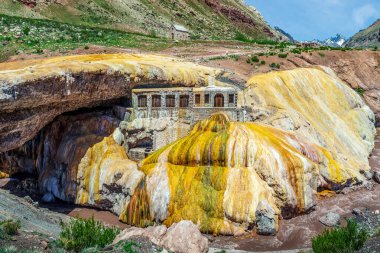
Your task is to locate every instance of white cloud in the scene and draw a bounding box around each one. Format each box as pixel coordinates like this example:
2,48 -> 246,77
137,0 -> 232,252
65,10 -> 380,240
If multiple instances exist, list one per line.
353,4 -> 378,27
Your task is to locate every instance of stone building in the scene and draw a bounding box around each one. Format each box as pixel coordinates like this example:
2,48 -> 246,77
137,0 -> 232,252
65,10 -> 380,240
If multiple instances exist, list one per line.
124,84 -> 243,160
170,24 -> 190,40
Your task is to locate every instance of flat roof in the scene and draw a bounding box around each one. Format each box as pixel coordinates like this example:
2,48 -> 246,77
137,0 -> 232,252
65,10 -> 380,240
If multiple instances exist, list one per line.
133,87 -> 193,93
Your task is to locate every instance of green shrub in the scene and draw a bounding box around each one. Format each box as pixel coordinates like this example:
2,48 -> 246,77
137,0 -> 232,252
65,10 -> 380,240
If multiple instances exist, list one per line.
312,219 -> 368,253
247,55 -> 259,64
234,32 -> 249,42
22,26 -> 30,35
278,53 -> 288,58
291,48 -> 302,54
1,220 -> 21,236
269,63 -> 280,69
354,87 -> 365,96
59,217 -> 120,252
260,60 -> 266,65
84,45 -> 90,50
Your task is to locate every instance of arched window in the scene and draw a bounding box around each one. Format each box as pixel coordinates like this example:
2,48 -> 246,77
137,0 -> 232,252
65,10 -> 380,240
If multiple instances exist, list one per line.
214,93 -> 224,107
152,95 -> 161,108
180,95 -> 189,108
166,95 -> 175,108
138,95 -> 147,107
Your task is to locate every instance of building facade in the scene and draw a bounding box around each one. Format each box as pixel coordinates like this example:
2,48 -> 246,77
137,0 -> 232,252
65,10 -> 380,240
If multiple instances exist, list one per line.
170,24 -> 190,40
132,86 -> 242,124
126,85 -> 243,158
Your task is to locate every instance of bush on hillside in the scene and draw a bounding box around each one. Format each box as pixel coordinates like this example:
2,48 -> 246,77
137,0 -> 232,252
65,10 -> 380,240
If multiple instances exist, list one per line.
59,217 -> 120,252
312,219 -> 368,253
0,220 -> 21,236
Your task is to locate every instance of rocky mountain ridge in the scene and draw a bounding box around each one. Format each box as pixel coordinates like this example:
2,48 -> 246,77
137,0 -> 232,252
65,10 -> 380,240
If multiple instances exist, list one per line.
0,0 -> 284,41
345,19 -> 380,48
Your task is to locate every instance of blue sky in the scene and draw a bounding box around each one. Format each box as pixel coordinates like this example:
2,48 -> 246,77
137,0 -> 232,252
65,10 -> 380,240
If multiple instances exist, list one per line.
247,0 -> 380,41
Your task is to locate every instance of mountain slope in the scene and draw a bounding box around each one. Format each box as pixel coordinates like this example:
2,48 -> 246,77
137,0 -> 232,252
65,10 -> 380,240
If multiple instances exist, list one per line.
0,0 -> 283,40
345,19 -> 380,48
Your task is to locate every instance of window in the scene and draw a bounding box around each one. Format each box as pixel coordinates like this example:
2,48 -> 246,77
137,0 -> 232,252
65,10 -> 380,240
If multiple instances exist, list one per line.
204,94 -> 210,104
138,95 -> 147,107
180,95 -> 189,108
195,94 -> 200,105
229,94 -> 235,104
214,94 -> 224,107
152,95 -> 161,108
166,95 -> 175,108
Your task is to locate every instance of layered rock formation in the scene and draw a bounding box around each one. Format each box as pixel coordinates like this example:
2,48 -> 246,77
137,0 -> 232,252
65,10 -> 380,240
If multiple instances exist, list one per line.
0,54 -> 224,153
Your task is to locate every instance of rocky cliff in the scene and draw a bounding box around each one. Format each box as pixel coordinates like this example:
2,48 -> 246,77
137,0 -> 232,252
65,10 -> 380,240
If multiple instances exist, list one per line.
0,0 -> 283,40
0,54 -> 225,153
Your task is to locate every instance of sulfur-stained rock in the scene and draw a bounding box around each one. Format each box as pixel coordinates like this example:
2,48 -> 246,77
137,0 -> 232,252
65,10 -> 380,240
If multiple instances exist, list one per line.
0,171 -> 8,179
245,67 -> 376,186
129,114 -> 341,235
76,135 -> 144,219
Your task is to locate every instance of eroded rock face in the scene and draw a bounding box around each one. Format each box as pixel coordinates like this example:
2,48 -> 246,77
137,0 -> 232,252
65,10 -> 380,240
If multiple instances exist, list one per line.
0,109 -> 119,202
76,135 -> 144,218
0,54 -> 225,153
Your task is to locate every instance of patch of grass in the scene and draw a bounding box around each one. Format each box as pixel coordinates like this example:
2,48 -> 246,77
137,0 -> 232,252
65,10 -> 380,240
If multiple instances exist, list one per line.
59,217 -> 120,252
278,53 -> 288,58
0,246 -> 42,253
122,241 -> 140,253
312,219 -> 368,253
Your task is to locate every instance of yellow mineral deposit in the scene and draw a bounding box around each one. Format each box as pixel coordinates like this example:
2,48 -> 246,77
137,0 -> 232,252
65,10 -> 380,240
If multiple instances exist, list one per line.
76,135 -> 144,219
0,171 -> 9,179
0,54 -> 223,88
132,113 -> 342,235
245,67 -> 376,184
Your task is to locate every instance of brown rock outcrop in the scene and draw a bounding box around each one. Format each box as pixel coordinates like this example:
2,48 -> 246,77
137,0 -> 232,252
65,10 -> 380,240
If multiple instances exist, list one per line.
0,54 -> 225,153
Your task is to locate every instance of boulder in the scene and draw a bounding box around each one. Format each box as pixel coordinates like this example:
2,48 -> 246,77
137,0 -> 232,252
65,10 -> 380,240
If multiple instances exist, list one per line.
113,221 -> 208,253
319,212 -> 341,227
373,171 -> 380,184
161,221 -> 209,253
255,200 -> 278,236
